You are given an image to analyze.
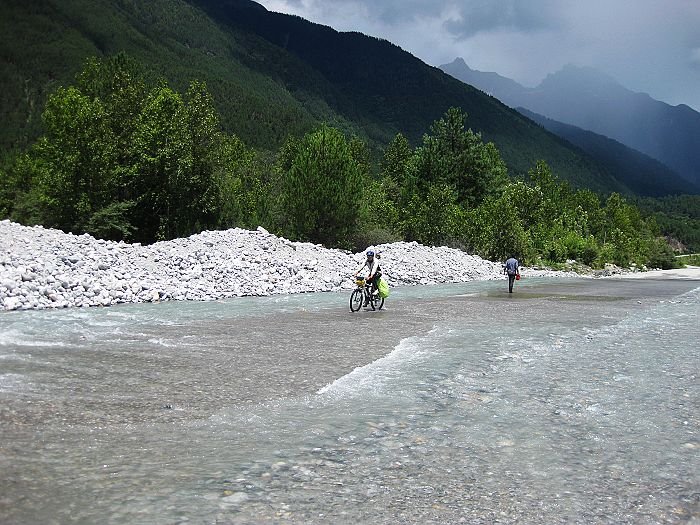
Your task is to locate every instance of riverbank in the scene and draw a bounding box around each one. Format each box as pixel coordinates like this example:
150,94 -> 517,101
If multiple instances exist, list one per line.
1,220 -> 580,311
615,265 -> 700,280
5,220 -> 695,312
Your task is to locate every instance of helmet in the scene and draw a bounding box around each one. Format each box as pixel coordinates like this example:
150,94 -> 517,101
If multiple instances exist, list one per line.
366,250 -> 374,257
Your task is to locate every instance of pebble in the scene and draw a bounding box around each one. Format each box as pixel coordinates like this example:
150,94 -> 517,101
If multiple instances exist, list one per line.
0,219 -> 577,311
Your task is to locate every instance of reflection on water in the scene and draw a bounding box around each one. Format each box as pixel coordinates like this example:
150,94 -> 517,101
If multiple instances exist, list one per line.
1,278 -> 699,524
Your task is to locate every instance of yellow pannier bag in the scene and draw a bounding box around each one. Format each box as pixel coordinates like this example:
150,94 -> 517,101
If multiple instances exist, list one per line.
378,277 -> 390,298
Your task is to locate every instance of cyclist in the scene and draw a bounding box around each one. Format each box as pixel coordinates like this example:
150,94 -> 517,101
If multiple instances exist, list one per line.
355,247 -> 382,307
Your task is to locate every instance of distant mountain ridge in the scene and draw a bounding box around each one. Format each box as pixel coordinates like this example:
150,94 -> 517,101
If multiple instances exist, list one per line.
1,0 -> 635,195
440,58 -> 700,189
517,108 -> 699,197
2,0 -> 689,197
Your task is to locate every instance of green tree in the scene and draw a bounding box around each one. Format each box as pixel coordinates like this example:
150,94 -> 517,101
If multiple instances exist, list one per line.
33,86 -> 116,232
278,125 -> 366,247
76,53 -> 147,154
380,132 -> 415,196
217,134 -> 271,230
414,107 -> 508,207
182,80 -> 223,233
466,184 -> 534,261
75,53 -> 148,231
399,183 -> 466,246
1,154 -> 45,225
600,192 -> 654,266
130,85 -> 189,241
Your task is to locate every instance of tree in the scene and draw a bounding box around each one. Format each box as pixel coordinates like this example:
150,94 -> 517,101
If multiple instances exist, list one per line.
130,85 -> 189,241
76,53 -> 146,154
600,192 -> 653,266
399,183 -> 466,246
278,125 -> 366,247
182,80 -> 223,233
380,132 -> 414,194
75,53 -> 147,217
33,86 -> 116,232
217,134 -> 270,231
414,107 -> 508,207
466,186 -> 534,262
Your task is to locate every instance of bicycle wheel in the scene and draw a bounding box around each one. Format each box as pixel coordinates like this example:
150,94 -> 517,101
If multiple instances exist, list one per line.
350,288 -> 363,312
375,296 -> 385,310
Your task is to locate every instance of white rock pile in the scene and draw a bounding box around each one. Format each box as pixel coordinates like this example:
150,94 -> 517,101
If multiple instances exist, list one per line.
0,219 -> 562,311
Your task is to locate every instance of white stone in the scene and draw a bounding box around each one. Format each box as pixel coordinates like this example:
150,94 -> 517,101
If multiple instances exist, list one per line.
3,296 -> 23,310
0,220 -> 581,311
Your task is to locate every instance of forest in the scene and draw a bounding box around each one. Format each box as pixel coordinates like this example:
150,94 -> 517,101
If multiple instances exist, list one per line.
0,54 -> 682,270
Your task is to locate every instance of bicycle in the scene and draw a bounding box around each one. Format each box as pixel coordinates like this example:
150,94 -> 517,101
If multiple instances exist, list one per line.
349,276 -> 384,312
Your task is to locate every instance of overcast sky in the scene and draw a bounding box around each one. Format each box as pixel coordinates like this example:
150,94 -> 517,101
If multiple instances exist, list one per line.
256,0 -> 700,112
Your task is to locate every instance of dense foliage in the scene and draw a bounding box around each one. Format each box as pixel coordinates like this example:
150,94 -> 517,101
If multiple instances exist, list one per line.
276,125 -> 367,247
0,55 -> 680,270
2,0 -> 648,197
633,195 -> 700,254
0,0 -> 320,155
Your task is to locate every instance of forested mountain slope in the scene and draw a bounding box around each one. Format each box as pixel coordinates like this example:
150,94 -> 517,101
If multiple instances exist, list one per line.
518,108 -> 698,197
187,0 -> 626,190
0,0 -> 322,152
1,0 -> 627,193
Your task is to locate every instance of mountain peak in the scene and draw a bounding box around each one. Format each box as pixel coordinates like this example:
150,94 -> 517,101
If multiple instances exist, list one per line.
440,58 -> 700,186
448,57 -> 470,68
539,64 -> 621,91
439,58 -> 526,106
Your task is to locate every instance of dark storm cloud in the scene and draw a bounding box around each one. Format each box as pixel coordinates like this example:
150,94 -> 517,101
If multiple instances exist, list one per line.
366,0 -> 445,24
442,1 -> 560,39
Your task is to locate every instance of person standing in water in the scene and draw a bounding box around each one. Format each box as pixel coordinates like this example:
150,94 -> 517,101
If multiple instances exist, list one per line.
503,255 -> 519,293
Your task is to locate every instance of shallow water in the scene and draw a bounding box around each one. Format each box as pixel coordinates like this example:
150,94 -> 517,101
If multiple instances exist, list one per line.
1,277 -> 699,524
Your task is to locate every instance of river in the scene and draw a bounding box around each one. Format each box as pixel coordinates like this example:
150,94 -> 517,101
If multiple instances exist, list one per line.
1,276 -> 698,524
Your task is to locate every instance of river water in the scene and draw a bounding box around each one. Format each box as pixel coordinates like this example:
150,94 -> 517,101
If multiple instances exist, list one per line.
1,276 -> 698,524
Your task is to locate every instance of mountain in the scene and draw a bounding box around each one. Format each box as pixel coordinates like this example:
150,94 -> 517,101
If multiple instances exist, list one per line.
0,0 -> 325,153
440,58 -> 524,106
440,59 -> 700,188
2,0 -> 630,194
518,108 -> 699,197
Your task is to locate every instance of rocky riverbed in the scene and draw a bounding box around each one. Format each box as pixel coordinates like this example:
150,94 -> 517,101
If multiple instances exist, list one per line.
1,219 -> 578,311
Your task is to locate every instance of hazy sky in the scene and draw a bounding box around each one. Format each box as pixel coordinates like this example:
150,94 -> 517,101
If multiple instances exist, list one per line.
256,0 -> 700,112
